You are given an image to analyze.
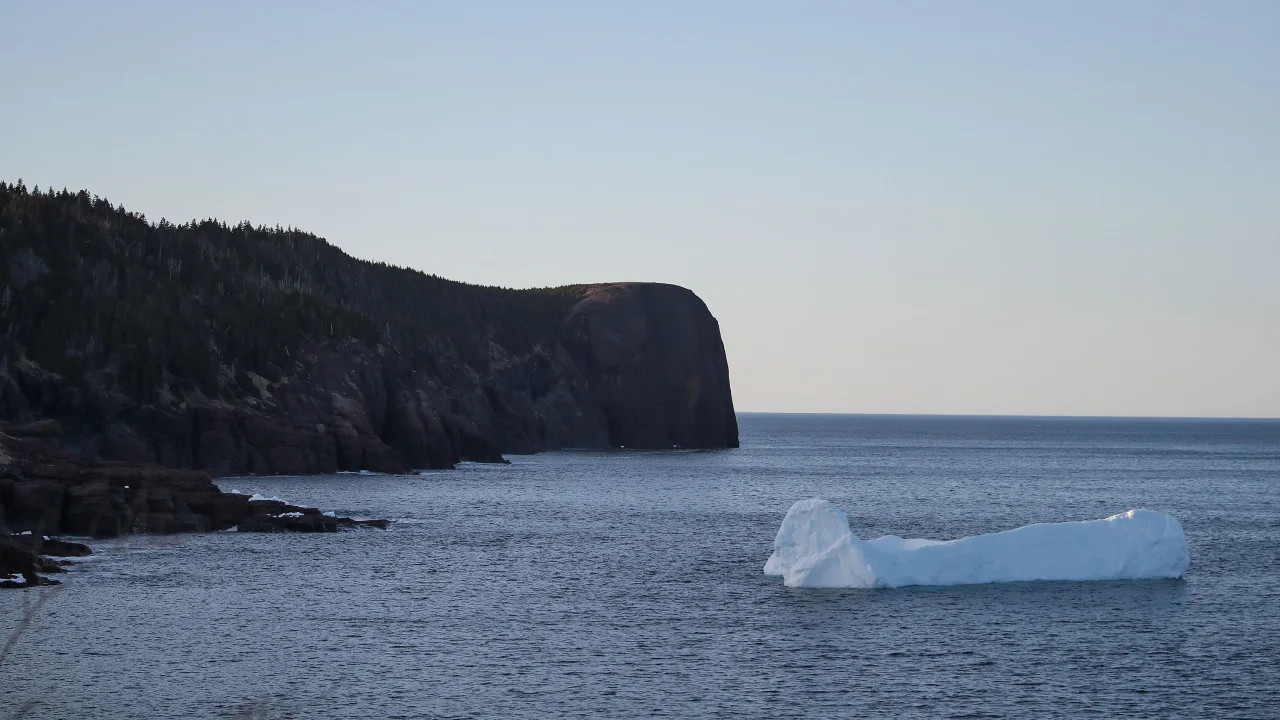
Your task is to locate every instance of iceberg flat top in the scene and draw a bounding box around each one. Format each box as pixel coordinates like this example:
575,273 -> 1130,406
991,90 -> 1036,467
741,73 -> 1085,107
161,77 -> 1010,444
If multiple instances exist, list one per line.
765,498 -> 1189,589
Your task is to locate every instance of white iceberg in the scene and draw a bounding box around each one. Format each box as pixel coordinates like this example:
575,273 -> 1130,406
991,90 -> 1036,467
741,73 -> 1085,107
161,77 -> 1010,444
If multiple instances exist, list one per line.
764,498 -> 1189,589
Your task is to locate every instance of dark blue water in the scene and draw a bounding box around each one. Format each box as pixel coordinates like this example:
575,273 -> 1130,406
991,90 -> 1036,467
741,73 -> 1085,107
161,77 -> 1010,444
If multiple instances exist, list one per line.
3,414 -> 1279,718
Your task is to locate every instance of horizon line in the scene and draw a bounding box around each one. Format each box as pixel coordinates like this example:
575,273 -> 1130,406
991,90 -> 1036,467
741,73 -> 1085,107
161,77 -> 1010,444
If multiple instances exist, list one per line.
734,411 -> 1280,421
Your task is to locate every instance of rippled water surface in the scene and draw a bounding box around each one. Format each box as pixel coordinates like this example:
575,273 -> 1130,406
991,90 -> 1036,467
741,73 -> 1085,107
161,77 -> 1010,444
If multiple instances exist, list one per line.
4,414 -> 1279,718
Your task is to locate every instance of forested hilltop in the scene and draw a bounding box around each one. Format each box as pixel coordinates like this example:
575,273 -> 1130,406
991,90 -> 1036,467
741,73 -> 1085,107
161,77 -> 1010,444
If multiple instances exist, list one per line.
0,181 -> 738,474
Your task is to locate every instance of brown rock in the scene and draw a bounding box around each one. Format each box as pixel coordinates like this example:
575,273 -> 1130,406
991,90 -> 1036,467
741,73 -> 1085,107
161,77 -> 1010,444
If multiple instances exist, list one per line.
0,533 -> 65,588
0,419 -> 62,449
64,481 -> 130,538
0,477 -> 66,535
562,283 -> 739,449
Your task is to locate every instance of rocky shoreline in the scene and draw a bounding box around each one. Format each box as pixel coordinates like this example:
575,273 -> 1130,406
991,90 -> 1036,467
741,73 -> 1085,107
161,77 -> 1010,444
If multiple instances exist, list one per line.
0,185 -> 743,591
0,423 -> 388,589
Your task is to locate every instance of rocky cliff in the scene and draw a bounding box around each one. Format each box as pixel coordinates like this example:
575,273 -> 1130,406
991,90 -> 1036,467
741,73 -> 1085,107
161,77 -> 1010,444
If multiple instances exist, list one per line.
0,425 -> 388,588
563,283 -> 738,450
0,183 -> 738,474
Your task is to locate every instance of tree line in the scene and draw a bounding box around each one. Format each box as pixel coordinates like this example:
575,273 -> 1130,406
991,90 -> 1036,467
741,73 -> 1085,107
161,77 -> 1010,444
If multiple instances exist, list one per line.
0,181 -> 582,407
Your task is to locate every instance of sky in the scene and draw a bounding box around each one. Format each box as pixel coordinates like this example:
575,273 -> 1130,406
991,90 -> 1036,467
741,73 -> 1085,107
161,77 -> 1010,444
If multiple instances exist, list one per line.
2,1 -> 1277,417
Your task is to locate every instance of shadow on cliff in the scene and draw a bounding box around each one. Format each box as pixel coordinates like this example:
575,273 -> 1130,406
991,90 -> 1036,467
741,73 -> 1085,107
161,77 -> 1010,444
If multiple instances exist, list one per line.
0,184 -> 739,476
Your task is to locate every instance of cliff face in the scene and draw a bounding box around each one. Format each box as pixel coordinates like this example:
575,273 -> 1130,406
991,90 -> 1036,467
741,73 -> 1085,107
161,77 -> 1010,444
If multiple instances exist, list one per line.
563,284 -> 739,450
0,184 -> 737,473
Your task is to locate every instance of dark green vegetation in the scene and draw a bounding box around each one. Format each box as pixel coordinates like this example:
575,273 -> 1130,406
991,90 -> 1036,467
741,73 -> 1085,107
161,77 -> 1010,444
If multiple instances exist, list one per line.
0,180 -> 577,404
0,181 -> 738,474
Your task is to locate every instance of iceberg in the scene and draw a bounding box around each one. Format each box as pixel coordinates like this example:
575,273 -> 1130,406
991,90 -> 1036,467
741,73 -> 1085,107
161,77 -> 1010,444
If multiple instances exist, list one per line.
764,498 -> 1189,589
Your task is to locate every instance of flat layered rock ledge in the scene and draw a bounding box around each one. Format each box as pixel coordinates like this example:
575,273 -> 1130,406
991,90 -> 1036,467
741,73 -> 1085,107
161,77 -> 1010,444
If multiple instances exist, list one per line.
0,423 -> 388,589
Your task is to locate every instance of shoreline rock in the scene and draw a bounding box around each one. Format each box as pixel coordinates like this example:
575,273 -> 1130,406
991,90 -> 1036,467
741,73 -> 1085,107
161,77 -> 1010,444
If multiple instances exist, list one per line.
0,533 -> 67,588
0,430 -> 388,588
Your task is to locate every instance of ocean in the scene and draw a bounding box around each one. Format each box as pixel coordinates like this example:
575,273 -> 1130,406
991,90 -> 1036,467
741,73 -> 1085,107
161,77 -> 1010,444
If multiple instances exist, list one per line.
3,414 -> 1278,718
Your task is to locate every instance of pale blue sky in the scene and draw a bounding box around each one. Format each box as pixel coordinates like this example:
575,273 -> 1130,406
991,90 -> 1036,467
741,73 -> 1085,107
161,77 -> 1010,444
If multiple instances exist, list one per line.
3,1 -> 1277,416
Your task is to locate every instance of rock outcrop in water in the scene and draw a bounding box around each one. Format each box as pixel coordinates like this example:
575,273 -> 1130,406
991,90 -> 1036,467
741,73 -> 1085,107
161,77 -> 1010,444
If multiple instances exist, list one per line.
0,183 -> 738,475
0,426 -> 386,588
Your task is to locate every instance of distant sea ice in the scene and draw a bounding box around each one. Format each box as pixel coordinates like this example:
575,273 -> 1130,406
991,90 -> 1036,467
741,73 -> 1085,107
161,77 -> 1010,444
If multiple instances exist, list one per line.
764,498 -> 1189,589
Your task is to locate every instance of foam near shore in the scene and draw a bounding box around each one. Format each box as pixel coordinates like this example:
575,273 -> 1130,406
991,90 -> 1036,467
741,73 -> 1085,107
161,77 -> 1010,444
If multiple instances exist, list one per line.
765,499 -> 1189,589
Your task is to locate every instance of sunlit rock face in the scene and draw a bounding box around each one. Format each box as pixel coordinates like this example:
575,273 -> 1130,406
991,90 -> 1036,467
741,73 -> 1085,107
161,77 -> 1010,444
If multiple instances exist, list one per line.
562,283 -> 739,451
